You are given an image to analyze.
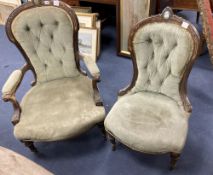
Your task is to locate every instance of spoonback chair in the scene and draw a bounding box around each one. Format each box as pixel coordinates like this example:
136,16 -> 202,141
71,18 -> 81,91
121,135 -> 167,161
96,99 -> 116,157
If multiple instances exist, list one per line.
104,7 -> 200,169
2,0 -> 105,152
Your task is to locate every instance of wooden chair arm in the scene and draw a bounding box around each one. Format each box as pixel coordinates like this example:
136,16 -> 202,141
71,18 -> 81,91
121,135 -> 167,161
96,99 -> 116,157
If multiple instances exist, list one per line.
92,79 -> 103,106
79,53 -> 100,81
2,64 -> 30,125
3,95 -> 22,125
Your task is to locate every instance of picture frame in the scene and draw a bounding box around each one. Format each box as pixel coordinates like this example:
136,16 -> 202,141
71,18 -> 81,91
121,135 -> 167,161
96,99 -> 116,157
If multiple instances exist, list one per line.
78,27 -> 98,62
61,0 -> 79,6
0,0 -> 21,25
197,0 -> 213,64
96,20 -> 101,57
117,0 -> 156,57
71,6 -> 92,13
76,12 -> 97,28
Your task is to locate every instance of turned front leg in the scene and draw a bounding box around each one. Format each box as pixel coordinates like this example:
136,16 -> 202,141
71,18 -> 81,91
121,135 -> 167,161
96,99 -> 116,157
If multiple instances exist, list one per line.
107,134 -> 116,151
21,141 -> 38,153
97,122 -> 106,140
170,152 -> 180,170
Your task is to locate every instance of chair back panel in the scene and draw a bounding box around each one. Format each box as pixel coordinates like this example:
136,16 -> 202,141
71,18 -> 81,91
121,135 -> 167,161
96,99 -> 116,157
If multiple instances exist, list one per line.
11,6 -> 79,83
131,22 -> 194,104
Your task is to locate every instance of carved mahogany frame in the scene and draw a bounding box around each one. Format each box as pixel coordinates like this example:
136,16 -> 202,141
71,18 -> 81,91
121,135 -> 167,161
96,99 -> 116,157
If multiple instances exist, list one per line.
197,0 -> 213,64
107,7 -> 200,169
118,8 -> 200,112
3,0 -> 104,150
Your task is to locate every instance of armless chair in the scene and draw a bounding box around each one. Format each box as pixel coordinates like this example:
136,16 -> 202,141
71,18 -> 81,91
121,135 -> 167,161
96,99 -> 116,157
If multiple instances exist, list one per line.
104,8 -> 200,169
2,0 -> 105,152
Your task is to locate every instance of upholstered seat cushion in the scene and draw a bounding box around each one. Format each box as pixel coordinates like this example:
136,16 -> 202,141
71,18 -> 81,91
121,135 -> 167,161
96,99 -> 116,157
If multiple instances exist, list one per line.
104,92 -> 189,154
14,75 -> 105,141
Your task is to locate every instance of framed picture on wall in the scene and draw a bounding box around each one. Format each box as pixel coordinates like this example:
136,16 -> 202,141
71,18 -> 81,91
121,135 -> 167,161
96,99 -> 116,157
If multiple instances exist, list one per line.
71,6 -> 92,13
117,0 -> 156,57
78,27 -> 98,61
76,12 -> 97,28
61,0 -> 79,6
96,20 -> 101,57
0,0 -> 21,25
197,0 -> 213,64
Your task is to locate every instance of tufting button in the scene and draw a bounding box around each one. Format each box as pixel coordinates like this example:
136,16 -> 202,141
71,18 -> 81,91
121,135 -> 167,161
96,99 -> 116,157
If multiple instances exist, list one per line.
165,53 -> 169,59
44,64 -> 48,68
25,25 -> 30,31
147,79 -> 151,84
173,42 -> 177,48
40,22 -> 44,27
48,48 -> 52,53
50,34 -> 54,40
54,21 -> 59,26
146,37 -> 152,43
59,60 -> 63,65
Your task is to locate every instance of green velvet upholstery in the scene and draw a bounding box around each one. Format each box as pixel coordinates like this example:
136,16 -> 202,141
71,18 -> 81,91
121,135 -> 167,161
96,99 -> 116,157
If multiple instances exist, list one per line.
2,3 -> 105,142
104,21 -> 196,154
130,22 -> 193,106
12,6 -> 79,83
105,92 -> 189,154
14,75 -> 105,141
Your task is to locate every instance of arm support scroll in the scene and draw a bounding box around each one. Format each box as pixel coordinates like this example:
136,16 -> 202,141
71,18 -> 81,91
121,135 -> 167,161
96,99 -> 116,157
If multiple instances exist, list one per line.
2,64 -> 30,125
79,53 -> 103,106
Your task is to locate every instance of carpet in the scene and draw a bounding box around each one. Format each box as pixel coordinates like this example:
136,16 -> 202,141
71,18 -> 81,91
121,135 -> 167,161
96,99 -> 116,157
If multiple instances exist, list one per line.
0,11 -> 213,175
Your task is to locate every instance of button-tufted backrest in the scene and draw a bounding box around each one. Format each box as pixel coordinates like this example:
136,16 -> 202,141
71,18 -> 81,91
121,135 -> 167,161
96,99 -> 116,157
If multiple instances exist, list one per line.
10,6 -> 79,83
130,22 -> 194,105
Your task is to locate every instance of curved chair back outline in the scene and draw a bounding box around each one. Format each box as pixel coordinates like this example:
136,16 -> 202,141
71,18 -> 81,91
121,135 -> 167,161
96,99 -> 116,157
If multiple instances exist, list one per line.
2,0 -> 105,152
5,0 -> 85,86
119,7 -> 200,113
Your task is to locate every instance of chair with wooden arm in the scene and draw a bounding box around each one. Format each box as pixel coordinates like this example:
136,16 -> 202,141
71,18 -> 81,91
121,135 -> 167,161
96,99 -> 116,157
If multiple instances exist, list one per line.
2,0 -> 105,152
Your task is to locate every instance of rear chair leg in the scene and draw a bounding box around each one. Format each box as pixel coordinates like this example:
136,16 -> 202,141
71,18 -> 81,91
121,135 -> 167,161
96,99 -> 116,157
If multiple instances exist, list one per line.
21,141 -> 38,153
97,122 -> 106,140
170,152 -> 180,170
108,134 -> 116,151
